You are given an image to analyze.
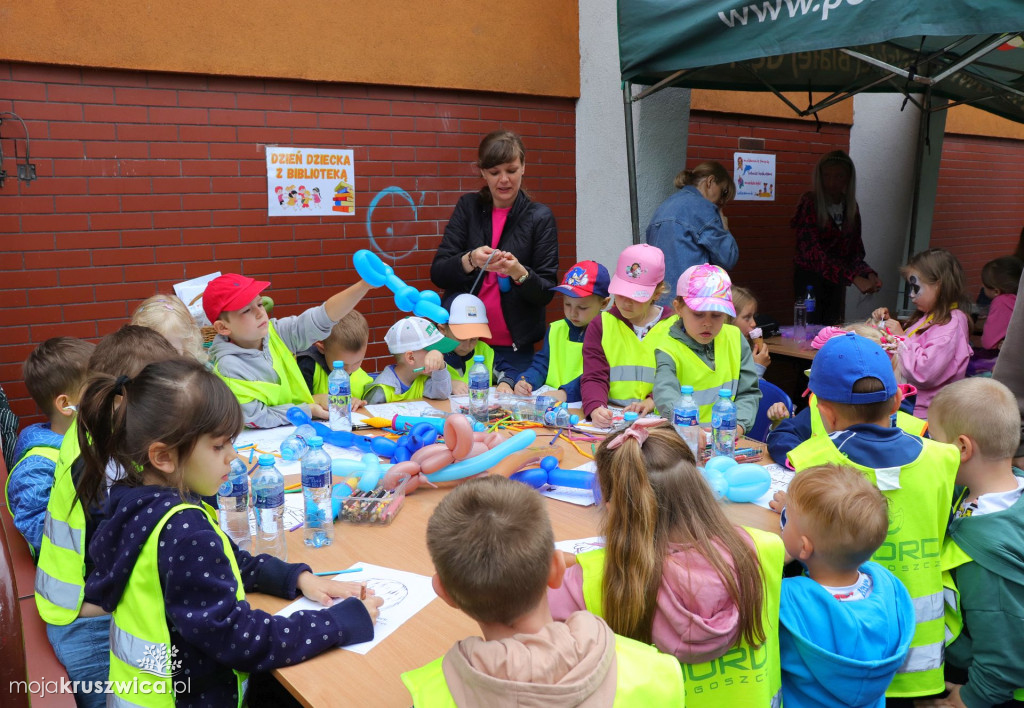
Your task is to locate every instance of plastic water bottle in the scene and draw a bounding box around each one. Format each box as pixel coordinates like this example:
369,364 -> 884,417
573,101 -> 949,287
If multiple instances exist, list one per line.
217,457 -> 251,552
301,436 -> 334,548
468,354 -> 490,423
804,286 -> 816,315
672,385 -> 701,461
252,454 -> 287,560
711,389 -> 738,458
543,403 -> 577,428
328,361 -> 352,432
280,434 -> 309,461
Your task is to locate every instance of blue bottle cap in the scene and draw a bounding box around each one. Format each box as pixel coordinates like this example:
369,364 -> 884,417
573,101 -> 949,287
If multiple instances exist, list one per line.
681,385 -> 694,394
308,436 -> 324,447
624,411 -> 639,422
333,360 -> 345,368
258,454 -> 276,466
473,354 -> 485,362
719,389 -> 732,397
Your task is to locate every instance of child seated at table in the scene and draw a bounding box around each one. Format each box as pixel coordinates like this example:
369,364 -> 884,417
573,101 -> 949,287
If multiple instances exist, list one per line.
403,475 -> 684,706
297,310 -> 373,410
8,336 -> 94,557
730,286 -> 772,377
979,255 -> 1022,352
131,293 -> 207,363
206,272 -> 374,428
778,332 -> 958,700
775,464 -> 915,708
364,316 -> 454,404
515,260 -> 611,403
650,263 -> 761,435
438,293 -> 504,396
926,378 -> 1024,708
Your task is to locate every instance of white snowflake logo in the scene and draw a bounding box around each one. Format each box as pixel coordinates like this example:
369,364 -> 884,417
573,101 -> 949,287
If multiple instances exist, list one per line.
137,643 -> 182,678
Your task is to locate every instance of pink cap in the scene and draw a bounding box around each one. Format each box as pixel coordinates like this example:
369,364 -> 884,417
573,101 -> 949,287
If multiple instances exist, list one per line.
676,264 -> 735,316
608,244 -> 666,303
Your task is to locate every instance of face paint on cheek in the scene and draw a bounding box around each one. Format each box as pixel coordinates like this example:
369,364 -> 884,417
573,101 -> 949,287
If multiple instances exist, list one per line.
907,275 -> 921,297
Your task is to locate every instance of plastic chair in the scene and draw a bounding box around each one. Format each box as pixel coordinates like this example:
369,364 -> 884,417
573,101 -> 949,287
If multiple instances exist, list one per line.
750,380 -> 793,443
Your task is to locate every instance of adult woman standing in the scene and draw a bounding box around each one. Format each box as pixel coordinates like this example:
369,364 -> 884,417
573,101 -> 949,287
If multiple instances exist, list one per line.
646,161 -> 738,305
791,150 -> 882,325
431,130 -> 559,377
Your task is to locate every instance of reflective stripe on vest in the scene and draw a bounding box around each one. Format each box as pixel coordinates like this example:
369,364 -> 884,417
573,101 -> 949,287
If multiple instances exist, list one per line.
940,532 -> 972,646
313,364 -> 373,400
600,313 -> 676,406
401,634 -> 685,707
545,319 -> 584,390
808,395 -> 928,438
108,502 -> 247,707
446,342 -> 495,386
35,419 -> 86,624
645,323 -> 742,422
576,526 -> 784,708
215,321 -> 314,407
787,434 -> 958,697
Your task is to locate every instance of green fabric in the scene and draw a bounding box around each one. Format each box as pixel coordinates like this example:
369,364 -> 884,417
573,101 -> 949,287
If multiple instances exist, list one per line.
446,341 -> 495,386
215,321 -> 314,407
365,375 -> 428,403
646,323 -> 742,422
313,365 -> 373,400
618,1 -> 1024,124
807,395 -> 928,437
600,312 -> 676,406
544,320 -> 584,390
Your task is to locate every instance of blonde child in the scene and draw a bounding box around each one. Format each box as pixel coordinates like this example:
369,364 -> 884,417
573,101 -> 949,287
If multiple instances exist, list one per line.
78,358 -> 380,707
871,248 -> 971,417
438,293 -> 501,396
581,244 -> 675,427
775,464 -> 915,708
516,260 -> 611,403
363,317 -> 454,404
731,286 -> 771,375
924,378 -> 1024,708
297,310 -> 373,411
205,273 -> 374,428
979,255 -> 1022,350
404,475 -> 684,705
651,264 -> 761,435
131,293 -> 207,363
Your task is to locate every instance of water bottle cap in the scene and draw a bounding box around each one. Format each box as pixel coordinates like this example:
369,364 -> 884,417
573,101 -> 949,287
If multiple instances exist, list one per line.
623,411 -> 639,421
569,414 -> 580,425
473,354 -> 485,362
307,436 -> 324,447
332,360 -> 345,368
680,385 -> 694,394
718,389 -> 731,398
561,402 -> 569,409
258,454 -> 276,466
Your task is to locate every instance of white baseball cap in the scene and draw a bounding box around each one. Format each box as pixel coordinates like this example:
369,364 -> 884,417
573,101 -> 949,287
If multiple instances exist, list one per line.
446,294 -> 491,340
384,317 -> 458,354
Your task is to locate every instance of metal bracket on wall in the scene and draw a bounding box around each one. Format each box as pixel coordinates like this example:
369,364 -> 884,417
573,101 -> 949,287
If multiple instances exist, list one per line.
0,111 -> 36,189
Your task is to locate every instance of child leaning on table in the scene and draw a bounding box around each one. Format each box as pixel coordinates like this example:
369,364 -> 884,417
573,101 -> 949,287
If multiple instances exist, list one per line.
364,316 -> 454,404
919,378 -> 1024,708
205,272 -> 375,428
297,309 -> 374,410
773,464 -> 914,708
403,475 -> 684,707
80,358 -> 381,708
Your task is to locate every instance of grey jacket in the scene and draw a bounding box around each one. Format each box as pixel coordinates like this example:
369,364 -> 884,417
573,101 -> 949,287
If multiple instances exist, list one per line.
364,365 -> 451,404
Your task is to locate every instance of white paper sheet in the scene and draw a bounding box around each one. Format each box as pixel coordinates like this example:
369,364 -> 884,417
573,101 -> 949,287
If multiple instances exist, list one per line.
234,425 -> 365,476
275,562 -> 436,654
173,272 -> 220,327
554,536 -> 605,555
539,462 -> 597,506
751,463 -> 794,510
571,410 -> 665,435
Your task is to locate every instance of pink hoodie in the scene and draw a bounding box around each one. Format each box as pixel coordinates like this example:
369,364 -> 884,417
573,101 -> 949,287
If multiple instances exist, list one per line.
897,308 -> 972,417
548,532 -> 755,664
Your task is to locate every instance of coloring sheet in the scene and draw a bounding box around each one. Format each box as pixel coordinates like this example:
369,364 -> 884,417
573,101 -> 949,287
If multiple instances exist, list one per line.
554,536 -> 605,555
751,462 -> 793,510
275,562 -> 436,654
539,462 -> 597,507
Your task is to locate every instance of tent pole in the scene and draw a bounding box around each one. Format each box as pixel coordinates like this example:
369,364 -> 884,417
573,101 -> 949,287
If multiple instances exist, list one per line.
623,81 -> 641,243
904,88 -> 931,312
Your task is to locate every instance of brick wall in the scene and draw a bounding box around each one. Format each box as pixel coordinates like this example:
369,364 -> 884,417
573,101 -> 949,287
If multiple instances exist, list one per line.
0,62 -> 577,421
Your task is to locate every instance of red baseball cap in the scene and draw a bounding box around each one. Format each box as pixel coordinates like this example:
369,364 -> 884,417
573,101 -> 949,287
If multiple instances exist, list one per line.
202,273 -> 270,322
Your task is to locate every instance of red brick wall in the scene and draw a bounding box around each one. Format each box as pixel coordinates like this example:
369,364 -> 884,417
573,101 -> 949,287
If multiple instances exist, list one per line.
0,62 -> 577,421
931,132 -> 1024,297
687,111 -> 851,322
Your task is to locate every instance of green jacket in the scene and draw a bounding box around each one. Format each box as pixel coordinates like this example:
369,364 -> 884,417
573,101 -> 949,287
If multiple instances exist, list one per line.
946,468 -> 1024,707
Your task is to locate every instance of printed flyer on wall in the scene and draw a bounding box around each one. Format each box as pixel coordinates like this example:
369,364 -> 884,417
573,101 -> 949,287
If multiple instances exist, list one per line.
733,152 -> 776,201
266,146 -> 355,216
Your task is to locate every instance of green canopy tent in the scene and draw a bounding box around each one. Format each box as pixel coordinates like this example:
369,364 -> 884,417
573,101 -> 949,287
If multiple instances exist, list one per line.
618,0 -> 1024,252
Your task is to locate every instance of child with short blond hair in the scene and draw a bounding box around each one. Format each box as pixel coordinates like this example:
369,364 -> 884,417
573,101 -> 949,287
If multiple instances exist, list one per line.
776,464 -> 914,707
131,293 -> 206,363
403,475 -> 684,706
297,309 -> 373,409
363,317 -> 454,404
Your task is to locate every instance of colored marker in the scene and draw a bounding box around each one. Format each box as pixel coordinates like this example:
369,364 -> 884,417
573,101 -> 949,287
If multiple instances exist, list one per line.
313,567 -> 364,577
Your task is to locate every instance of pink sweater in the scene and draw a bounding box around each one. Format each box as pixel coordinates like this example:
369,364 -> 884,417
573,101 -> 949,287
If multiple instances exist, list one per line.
898,308 -> 972,417
982,293 -> 1016,350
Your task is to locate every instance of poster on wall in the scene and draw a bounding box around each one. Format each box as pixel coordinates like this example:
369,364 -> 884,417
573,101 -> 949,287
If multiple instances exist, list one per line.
733,152 -> 776,201
265,146 -> 355,217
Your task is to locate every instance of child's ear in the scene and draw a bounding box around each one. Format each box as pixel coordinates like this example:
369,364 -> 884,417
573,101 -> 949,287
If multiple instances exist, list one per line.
147,442 -> 178,475
547,549 -> 567,590
314,341 -> 326,354
599,297 -> 611,310
890,389 -> 903,415
212,318 -> 232,337
816,399 -> 840,433
955,434 -> 974,463
53,394 -> 76,419
672,299 -> 687,317
432,573 -> 459,609
797,535 -> 814,562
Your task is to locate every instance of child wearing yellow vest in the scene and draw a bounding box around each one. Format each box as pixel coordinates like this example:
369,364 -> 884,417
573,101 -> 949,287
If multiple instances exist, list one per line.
927,378 -> 1024,708
548,420 -> 782,707
515,260 -> 610,404
364,317 -> 455,404
650,264 -> 761,435
582,244 -> 675,428
297,310 -> 374,410
205,273 -> 374,428
781,333 -> 958,699
438,293 -> 502,396
403,475 -> 684,706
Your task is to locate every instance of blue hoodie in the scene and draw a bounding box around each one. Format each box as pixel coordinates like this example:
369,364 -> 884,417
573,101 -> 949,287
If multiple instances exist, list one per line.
780,562 -> 915,708
9,422 -> 64,556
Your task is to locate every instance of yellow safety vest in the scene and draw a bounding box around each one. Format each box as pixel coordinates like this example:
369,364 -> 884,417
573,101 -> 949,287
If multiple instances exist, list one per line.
446,341 -> 495,386
645,323 -> 743,422
35,419 -> 87,625
787,434 -> 958,697
401,633 -> 684,707
599,312 -> 677,406
312,365 -> 373,400
365,373 -> 428,404
214,321 -> 314,407
576,528 -> 784,708
807,395 -> 928,437
544,319 -> 584,390
108,502 -> 248,707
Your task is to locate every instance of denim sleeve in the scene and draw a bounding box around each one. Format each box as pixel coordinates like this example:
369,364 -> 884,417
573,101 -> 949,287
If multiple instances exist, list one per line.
694,213 -> 739,271
6,455 -> 56,556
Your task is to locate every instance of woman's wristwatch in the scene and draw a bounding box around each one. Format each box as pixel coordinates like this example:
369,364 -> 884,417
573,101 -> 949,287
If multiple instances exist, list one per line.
513,270 -> 529,285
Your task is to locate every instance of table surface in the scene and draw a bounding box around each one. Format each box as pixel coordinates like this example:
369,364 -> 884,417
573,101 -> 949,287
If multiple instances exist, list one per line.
247,415 -> 781,708
765,335 -> 817,361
